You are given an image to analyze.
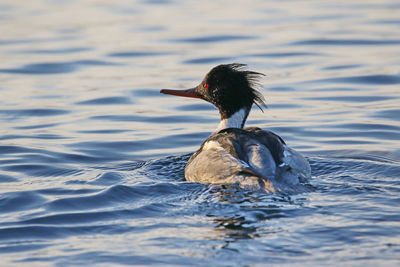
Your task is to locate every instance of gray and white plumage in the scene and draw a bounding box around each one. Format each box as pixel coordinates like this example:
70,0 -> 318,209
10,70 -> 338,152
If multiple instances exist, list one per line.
185,127 -> 310,193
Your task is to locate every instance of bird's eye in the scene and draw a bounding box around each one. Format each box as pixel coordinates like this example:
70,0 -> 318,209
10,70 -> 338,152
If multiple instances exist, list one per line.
204,84 -> 209,89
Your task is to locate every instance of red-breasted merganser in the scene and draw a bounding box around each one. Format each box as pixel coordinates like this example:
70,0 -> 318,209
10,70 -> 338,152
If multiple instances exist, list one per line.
161,63 -> 311,193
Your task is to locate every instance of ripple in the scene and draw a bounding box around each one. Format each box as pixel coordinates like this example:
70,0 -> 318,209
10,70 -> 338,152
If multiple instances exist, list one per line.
302,95 -> 391,102
69,132 -> 209,154
173,34 -> 257,43
1,63 -> 76,74
139,154 -> 190,181
0,224 -> 131,241
268,86 -> 296,92
74,60 -> 118,66
309,75 -> 400,85
175,103 -> 213,111
0,243 -> 50,254
45,183 -> 184,212
183,56 -> 233,64
75,96 -> 132,105
373,109 -> 400,121
374,19 -> 400,25
17,210 -> 130,225
279,124 -> 400,141
0,191 -> 46,213
0,134 -> 66,141
291,39 -> 400,46
90,114 -> 214,123
0,174 -> 18,183
131,88 -> 162,97
58,151 -> 115,164
18,252 -> 169,266
88,172 -> 124,186
108,51 -> 169,57
250,52 -> 322,57
0,108 -> 69,117
322,64 -> 361,70
269,103 -> 309,109
145,0 -> 175,4
37,188 -> 98,196
336,123 -> 400,132
0,60 -> 118,75
0,36 -> 78,46
18,47 -> 91,54
45,185 -> 137,211
3,164 -> 82,177
0,145 -> 40,155
76,129 -> 130,134
15,123 -> 58,130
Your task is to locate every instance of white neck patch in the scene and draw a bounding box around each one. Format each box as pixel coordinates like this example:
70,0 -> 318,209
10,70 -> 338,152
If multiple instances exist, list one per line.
214,108 -> 249,132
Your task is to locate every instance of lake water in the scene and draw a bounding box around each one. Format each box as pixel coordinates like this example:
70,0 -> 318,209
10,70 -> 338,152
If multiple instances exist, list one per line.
1,0 -> 400,266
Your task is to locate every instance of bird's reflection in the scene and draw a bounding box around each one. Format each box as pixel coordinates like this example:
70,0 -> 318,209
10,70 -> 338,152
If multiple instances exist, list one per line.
204,184 -> 297,244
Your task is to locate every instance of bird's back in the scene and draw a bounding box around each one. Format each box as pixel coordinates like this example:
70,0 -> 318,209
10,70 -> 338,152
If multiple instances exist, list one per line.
185,127 -> 311,193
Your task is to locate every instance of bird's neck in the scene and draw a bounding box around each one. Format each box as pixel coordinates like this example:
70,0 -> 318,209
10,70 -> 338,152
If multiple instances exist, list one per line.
214,107 -> 250,133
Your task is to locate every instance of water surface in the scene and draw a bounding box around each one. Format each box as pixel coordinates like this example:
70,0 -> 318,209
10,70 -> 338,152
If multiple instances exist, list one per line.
1,0 -> 400,266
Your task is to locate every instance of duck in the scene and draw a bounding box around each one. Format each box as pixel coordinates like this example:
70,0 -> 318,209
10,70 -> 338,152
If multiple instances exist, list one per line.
160,63 -> 311,193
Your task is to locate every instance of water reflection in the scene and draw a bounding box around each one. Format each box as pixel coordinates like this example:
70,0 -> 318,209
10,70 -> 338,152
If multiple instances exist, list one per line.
204,186 -> 306,244
213,217 -> 259,241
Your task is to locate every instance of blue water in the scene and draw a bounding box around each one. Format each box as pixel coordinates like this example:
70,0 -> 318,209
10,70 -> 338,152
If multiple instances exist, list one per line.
1,0 -> 400,266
